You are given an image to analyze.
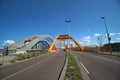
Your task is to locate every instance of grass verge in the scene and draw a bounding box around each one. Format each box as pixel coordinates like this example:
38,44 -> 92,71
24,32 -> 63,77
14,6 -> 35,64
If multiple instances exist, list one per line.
9,52 -> 46,63
64,52 -> 83,80
9,58 -> 16,63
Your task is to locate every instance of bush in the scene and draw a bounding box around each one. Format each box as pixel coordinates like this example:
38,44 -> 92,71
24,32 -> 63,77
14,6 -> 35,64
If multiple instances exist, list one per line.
9,52 -> 47,63
16,54 -> 27,60
9,59 -> 16,63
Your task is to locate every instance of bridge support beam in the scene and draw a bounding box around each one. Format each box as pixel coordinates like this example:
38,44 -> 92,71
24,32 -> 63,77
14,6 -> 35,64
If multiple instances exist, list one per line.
48,34 -> 85,53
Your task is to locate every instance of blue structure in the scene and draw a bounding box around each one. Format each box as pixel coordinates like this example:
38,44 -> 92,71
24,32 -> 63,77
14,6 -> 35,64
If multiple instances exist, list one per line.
8,35 -> 53,50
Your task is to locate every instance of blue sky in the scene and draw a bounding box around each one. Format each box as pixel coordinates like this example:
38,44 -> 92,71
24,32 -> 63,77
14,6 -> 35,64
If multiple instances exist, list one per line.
0,0 -> 120,48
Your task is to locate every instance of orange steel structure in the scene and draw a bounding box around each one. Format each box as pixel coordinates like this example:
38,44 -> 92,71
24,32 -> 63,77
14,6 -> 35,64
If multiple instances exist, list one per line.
48,34 -> 85,53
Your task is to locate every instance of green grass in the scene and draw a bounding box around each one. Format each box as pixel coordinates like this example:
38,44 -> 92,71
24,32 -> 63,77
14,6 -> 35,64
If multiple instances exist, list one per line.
64,52 -> 83,80
9,53 -> 40,63
16,54 -> 27,60
9,58 -> 16,63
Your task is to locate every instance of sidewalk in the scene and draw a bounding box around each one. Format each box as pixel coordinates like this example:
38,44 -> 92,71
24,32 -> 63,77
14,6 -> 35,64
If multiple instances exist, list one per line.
0,56 -> 15,66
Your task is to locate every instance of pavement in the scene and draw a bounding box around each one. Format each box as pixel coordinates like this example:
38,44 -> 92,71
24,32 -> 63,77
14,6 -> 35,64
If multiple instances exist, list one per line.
0,56 -> 16,66
0,50 -> 66,80
73,51 -> 120,80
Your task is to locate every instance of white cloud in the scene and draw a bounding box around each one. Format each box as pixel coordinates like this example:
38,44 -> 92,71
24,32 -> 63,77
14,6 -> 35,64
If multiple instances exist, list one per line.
4,40 -> 15,46
118,33 -> 120,35
94,32 -> 120,37
109,33 -> 117,36
82,36 -> 91,43
116,38 -> 120,40
78,42 -> 83,44
104,33 -> 117,36
94,33 -> 102,37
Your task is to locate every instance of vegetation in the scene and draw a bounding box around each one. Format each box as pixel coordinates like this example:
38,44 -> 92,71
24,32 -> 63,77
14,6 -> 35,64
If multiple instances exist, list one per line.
9,51 -> 47,63
64,52 -> 83,80
9,58 -> 16,63
16,54 -> 27,60
103,42 -> 120,51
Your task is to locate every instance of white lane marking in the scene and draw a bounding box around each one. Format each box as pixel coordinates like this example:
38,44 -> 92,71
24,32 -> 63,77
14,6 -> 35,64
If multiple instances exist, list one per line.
80,62 -> 89,74
2,53 -> 57,80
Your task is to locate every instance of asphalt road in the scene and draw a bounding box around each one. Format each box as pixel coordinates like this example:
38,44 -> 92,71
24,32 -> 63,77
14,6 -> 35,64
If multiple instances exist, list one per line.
0,50 -> 66,80
73,51 -> 120,80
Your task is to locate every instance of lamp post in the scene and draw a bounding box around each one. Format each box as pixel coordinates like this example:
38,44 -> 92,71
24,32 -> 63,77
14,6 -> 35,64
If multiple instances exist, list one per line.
1,44 -> 5,66
65,20 -> 71,53
101,17 -> 112,54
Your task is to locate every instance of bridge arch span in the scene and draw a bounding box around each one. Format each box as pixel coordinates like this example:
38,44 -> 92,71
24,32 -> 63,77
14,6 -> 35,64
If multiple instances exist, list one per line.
9,35 -> 53,50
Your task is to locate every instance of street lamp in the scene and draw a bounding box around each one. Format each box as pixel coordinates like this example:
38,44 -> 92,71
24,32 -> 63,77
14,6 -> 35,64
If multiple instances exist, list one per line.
65,20 -> 71,53
101,16 -> 112,54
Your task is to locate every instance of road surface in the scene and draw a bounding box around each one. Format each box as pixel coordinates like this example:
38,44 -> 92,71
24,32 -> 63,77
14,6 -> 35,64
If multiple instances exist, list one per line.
73,51 -> 120,80
0,50 -> 66,80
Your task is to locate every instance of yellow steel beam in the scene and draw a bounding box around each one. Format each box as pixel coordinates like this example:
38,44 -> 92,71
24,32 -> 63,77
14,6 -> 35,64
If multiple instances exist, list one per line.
48,35 -> 59,53
69,35 -> 85,51
48,34 -> 85,53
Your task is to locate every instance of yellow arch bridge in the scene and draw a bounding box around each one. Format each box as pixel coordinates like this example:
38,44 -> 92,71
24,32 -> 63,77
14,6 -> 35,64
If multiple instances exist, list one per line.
48,34 -> 85,53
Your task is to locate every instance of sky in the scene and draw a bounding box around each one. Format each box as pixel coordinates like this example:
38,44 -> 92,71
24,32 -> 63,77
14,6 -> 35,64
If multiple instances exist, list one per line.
0,0 -> 120,48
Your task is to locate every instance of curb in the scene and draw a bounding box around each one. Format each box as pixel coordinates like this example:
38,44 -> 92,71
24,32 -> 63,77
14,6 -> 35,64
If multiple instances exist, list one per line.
58,52 -> 68,80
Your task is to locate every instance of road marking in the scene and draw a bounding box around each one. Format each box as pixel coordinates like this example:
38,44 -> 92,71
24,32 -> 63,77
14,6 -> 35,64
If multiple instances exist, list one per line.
80,62 -> 89,74
2,53 -> 57,80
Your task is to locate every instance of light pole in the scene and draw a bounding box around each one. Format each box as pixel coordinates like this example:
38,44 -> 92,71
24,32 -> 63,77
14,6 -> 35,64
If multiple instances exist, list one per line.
65,20 -> 71,53
1,44 -> 5,66
101,16 -> 112,54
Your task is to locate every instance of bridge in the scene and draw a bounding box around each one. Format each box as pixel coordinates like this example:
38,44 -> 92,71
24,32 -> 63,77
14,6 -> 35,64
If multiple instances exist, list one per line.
8,34 -> 85,53
8,35 -> 53,54
48,34 -> 85,52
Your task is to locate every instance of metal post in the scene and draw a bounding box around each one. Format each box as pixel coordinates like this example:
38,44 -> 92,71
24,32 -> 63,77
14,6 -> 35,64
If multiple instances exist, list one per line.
101,17 -> 112,54
65,20 -> 71,53
2,45 -> 5,66
60,40 -> 61,49
64,40 -> 65,49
